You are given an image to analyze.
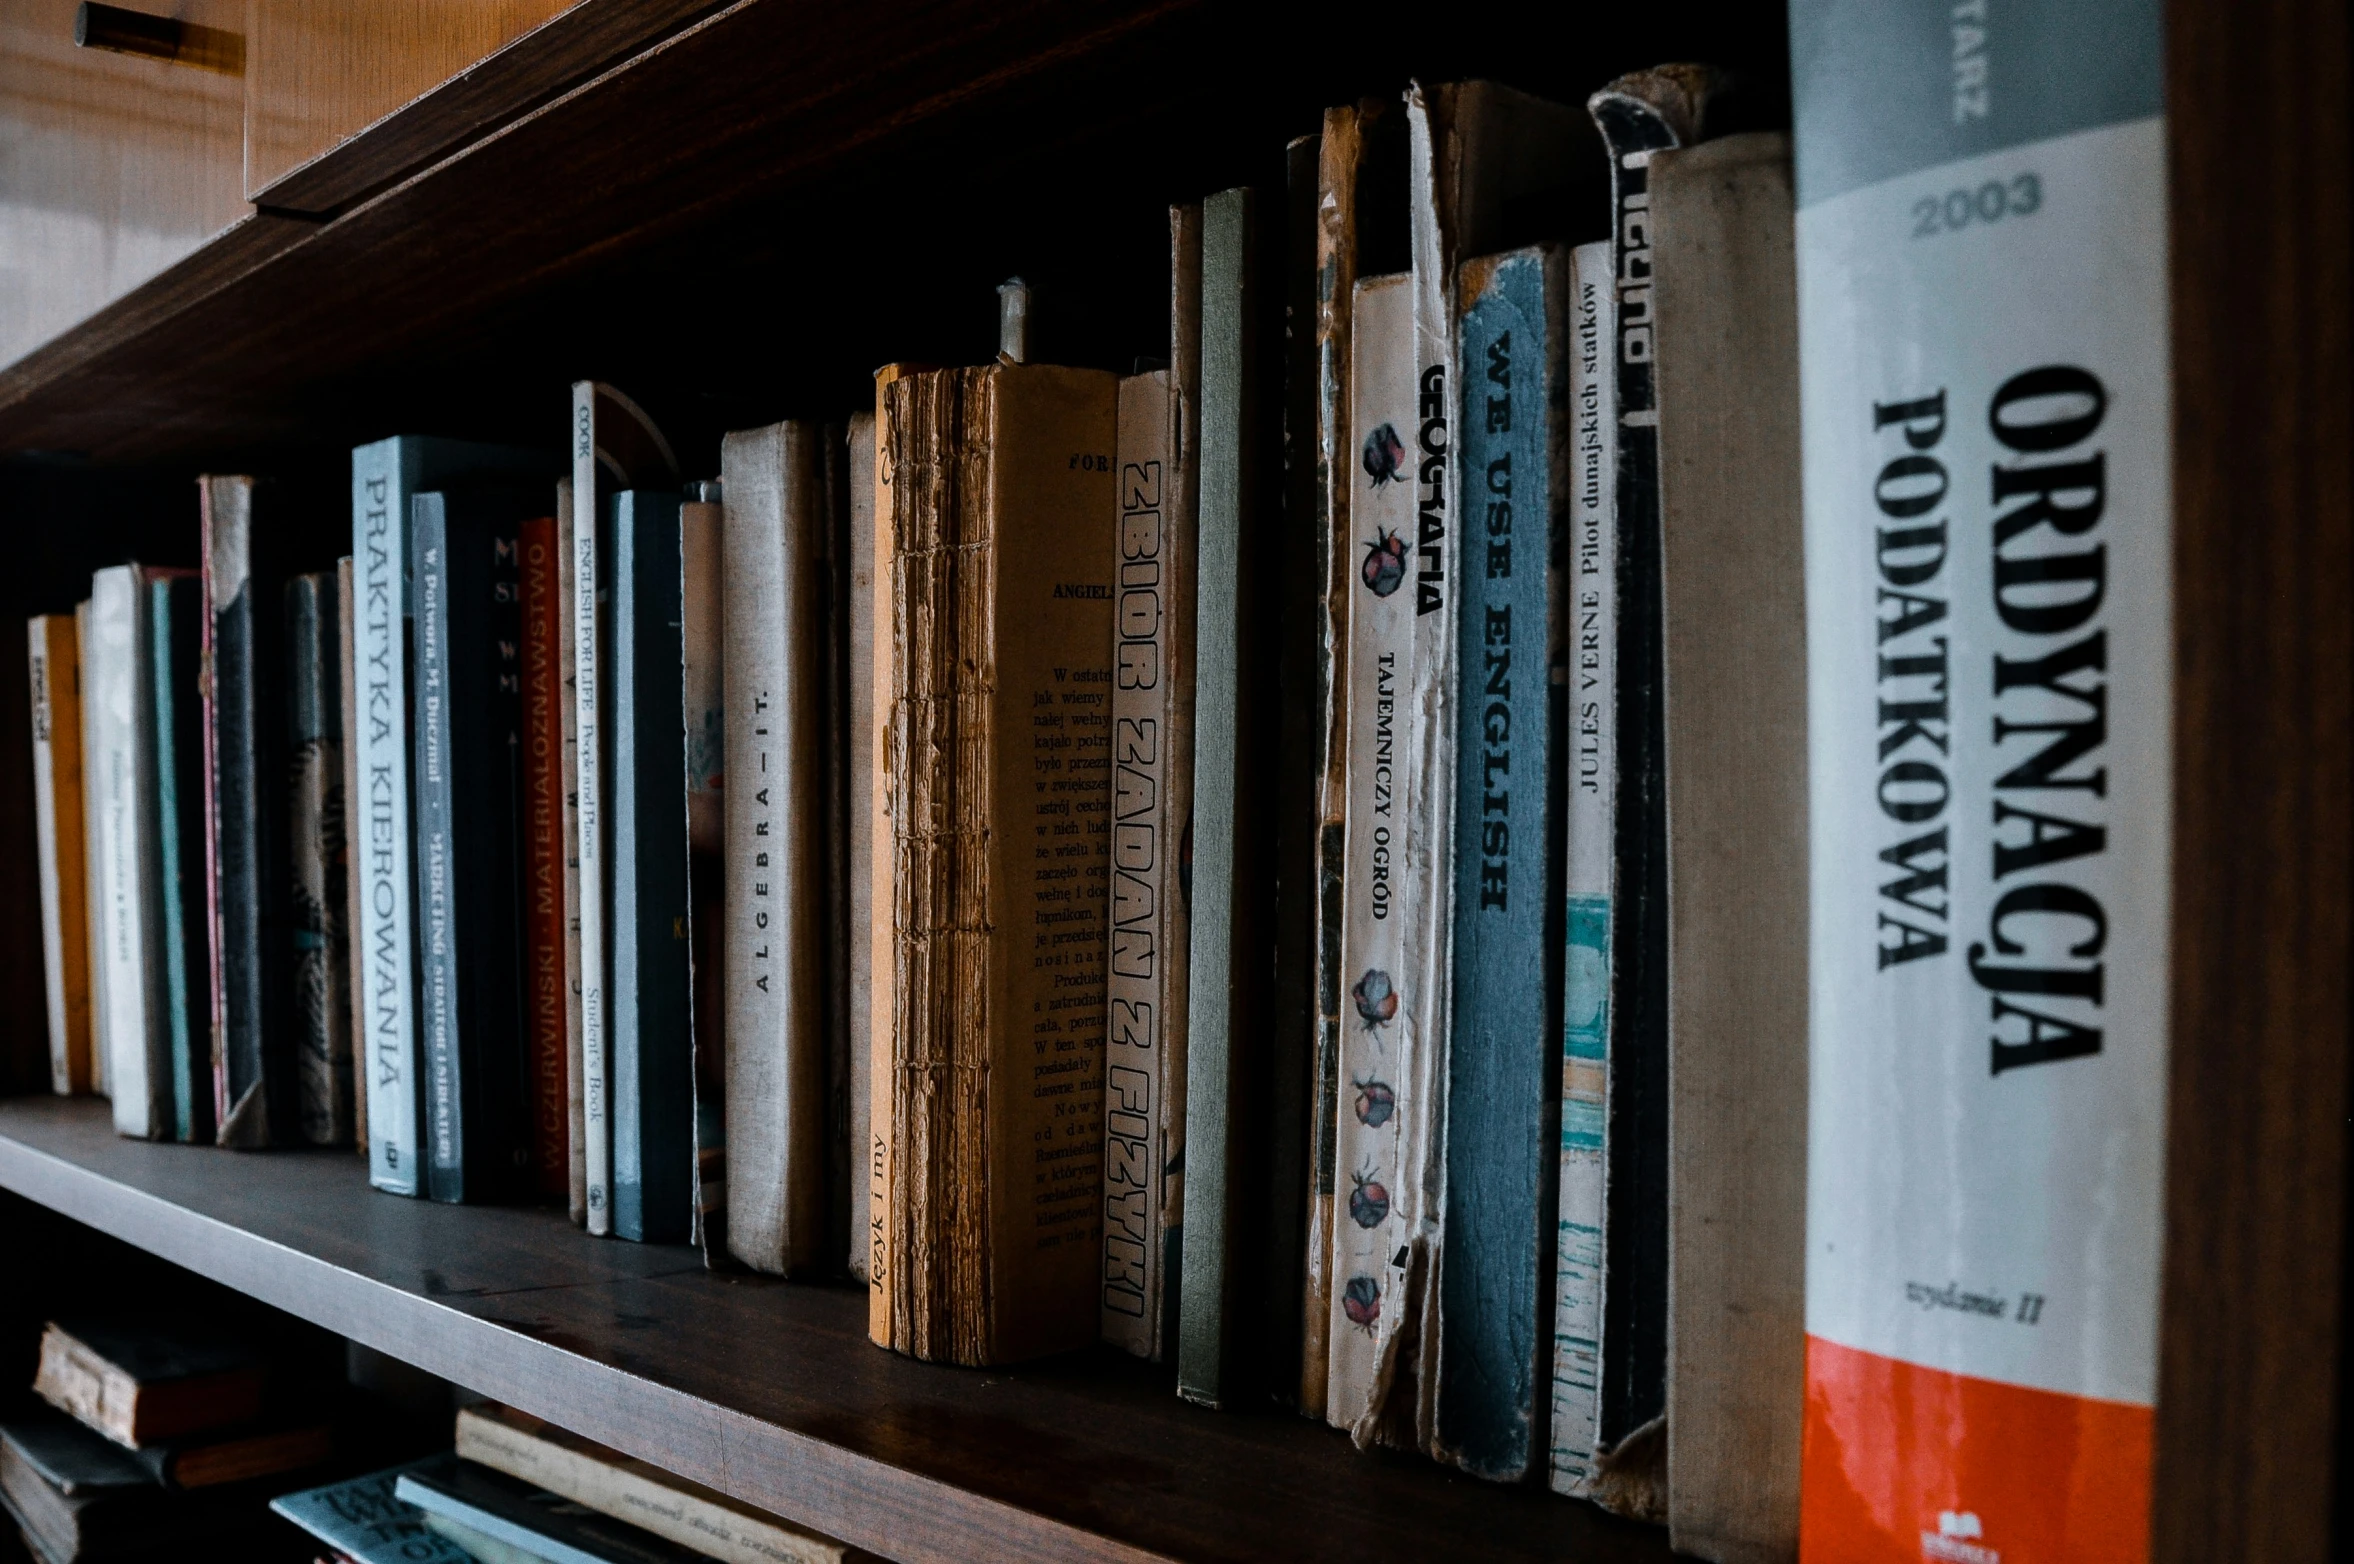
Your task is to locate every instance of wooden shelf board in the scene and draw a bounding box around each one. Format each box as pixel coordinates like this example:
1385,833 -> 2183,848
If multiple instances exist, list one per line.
0,1096 -> 1670,1564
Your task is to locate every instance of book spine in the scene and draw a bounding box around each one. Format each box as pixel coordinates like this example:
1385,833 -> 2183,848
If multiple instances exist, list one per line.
844,415 -> 876,1282
287,570 -> 355,1146
1102,371 -> 1176,1357
88,566 -> 162,1138
1549,238 -> 1617,1498
611,490 -> 692,1244
520,516 -> 570,1200
1299,104 -> 1363,1419
352,440 -> 424,1194
412,498 -> 462,1198
1584,75 -> 1707,1458
1436,245 -> 1567,1482
681,488 -> 729,1262
558,481 -> 588,1225
572,385 -> 613,1234
1395,84 -> 1462,1452
719,430 -> 826,1275
1325,273 -> 1420,1430
76,598 -> 108,1099
866,370 -> 913,1343
1160,203 -> 1201,1366
338,557 -> 368,1154
29,615 -> 93,1094
1792,8 -> 2171,1557
1177,187 -> 1265,1407
203,474 -> 285,1147
151,574 -> 209,1144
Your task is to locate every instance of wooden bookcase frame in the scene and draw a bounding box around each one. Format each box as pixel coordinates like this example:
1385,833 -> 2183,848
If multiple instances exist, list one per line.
0,1 -> 2340,1559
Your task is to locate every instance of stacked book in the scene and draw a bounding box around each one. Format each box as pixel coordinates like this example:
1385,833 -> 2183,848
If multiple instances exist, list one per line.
272,1405 -> 862,1564
0,1318 -> 336,1561
19,7 -> 2178,1555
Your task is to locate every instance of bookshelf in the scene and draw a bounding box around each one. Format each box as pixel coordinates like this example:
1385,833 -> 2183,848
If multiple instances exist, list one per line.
0,1095 -> 1671,1563
0,1 -> 2342,1562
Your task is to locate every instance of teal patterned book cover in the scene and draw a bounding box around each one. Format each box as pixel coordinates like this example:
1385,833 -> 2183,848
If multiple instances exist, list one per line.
1438,242 -> 1569,1480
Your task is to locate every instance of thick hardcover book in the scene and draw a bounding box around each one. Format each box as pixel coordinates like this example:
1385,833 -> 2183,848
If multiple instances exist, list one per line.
1100,366 -> 1187,1359
1649,129 -> 1808,1564
1435,242 -> 1569,1483
287,570 -> 354,1146
719,426 -> 829,1276
610,488 -> 693,1245
557,478 -> 588,1223
1298,96 -> 1406,1419
28,614 -> 93,1096
681,484 -> 728,1262
413,489 -> 534,1204
0,1428 -> 290,1563
75,597 -> 109,1101
1550,238 -> 1618,1498
201,474 -> 297,1147
149,574 -> 211,1145
456,1404 -> 860,1564
351,435 -> 550,1196
1792,7 -> 2171,1559
1326,273 -> 1420,1432
1582,69 -> 1720,1485
338,557 -> 368,1151
396,1457 -> 707,1564
86,566 -> 168,1140
520,514 -> 570,1201
1179,185 -> 1283,1409
571,383 -> 681,1237
884,360 -> 1118,1365
273,1463 -> 475,1564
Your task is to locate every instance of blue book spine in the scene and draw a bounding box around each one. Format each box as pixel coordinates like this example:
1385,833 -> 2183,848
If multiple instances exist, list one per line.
1438,244 -> 1568,1480
610,489 -> 692,1244
149,575 -> 209,1144
354,436 -> 553,1194
413,490 -> 531,1203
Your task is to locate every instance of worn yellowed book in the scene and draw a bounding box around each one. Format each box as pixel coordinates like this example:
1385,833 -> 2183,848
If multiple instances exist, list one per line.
887,360 -> 1117,1365
28,613 -> 93,1094
456,1405 -> 863,1564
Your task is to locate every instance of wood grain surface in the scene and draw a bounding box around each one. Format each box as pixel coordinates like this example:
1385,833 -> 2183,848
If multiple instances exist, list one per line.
0,1095 -> 1671,1564
2154,1 -> 2352,1561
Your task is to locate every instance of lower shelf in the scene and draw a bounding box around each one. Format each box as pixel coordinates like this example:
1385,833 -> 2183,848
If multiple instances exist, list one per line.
0,1096 -> 1668,1564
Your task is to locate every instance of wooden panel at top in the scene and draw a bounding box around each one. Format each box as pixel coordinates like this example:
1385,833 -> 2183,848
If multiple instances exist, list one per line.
243,0 -> 729,213
244,0 -> 576,200
0,0 -> 248,372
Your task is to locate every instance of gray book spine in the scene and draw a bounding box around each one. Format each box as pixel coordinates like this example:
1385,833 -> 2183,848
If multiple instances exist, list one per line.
87,565 -> 166,1139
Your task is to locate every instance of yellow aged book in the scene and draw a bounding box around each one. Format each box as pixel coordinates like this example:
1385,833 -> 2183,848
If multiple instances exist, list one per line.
27,613 -> 92,1095
885,359 -> 1117,1365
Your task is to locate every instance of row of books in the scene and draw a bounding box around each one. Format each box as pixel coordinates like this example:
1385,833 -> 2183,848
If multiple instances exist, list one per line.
22,1 -> 2172,1553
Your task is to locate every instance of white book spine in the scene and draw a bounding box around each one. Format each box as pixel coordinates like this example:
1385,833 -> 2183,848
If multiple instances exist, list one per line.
1795,24 -> 2172,1548
88,566 -> 163,1138
1550,239 -> 1617,1496
571,382 -> 613,1234
1326,273 -> 1425,1429
1397,83 -> 1461,1445
718,425 -> 825,1274
1101,370 -> 1176,1355
76,599 -> 108,1100
29,619 -> 71,1093
352,441 -> 422,1193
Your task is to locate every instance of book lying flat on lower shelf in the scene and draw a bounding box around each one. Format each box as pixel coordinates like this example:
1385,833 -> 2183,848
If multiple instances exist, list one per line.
31,1320 -> 264,1452
272,1464 -> 475,1564
396,1457 -> 706,1564
455,1404 -> 858,1564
